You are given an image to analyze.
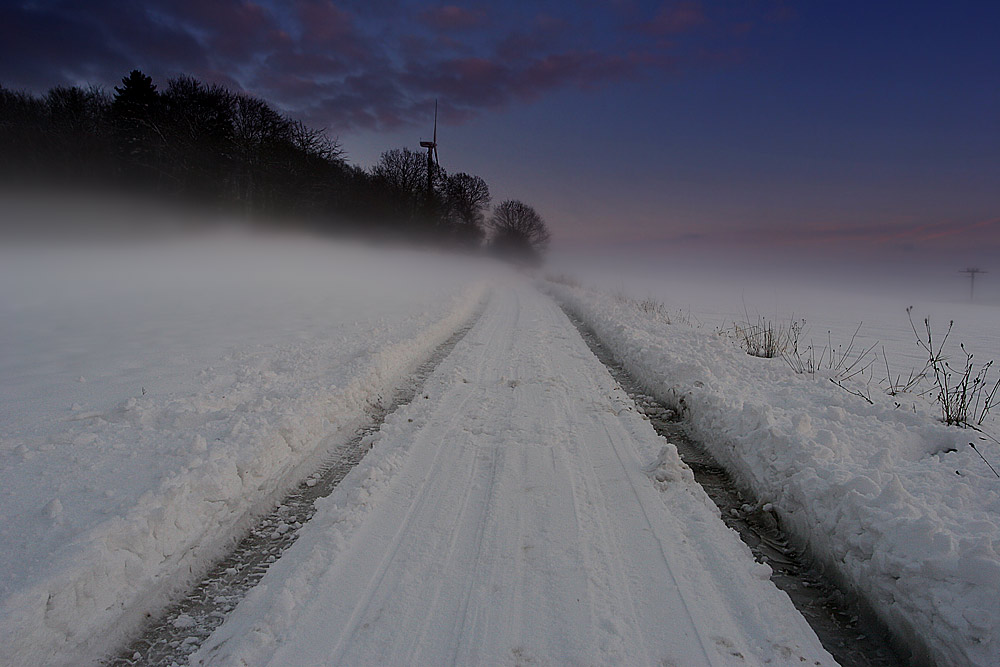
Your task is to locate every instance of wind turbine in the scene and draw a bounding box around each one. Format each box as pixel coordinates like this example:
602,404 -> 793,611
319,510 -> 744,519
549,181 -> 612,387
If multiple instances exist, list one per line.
960,267 -> 986,301
419,100 -> 439,198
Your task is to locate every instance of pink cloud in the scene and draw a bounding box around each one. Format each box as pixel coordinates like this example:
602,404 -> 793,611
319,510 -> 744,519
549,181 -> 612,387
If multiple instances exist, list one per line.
0,0 -> 765,134
718,217 -> 1000,252
410,56 -> 511,108
405,48 -> 656,116
516,51 -> 649,98
418,5 -> 487,31
296,1 -> 357,45
641,1 -> 707,35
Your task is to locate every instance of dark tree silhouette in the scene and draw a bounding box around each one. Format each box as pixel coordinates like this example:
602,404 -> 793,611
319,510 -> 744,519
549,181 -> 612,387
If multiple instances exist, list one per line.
443,172 -> 490,246
0,87 -> 48,177
161,76 -> 234,199
371,147 -> 432,223
230,93 -> 286,212
114,70 -> 157,106
1,68 -> 550,261
489,199 -> 550,261
112,69 -> 163,184
45,86 -> 111,174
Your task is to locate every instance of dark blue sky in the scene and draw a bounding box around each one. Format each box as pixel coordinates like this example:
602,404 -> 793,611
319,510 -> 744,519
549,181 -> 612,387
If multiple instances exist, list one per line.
2,1 -> 998,266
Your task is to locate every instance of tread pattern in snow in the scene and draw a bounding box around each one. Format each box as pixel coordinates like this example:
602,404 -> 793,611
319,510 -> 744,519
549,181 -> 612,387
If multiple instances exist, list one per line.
562,307 -> 909,667
107,309 -> 484,667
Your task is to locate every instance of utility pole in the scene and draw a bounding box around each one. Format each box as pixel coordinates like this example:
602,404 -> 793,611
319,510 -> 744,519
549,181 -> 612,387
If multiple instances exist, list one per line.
960,268 -> 986,301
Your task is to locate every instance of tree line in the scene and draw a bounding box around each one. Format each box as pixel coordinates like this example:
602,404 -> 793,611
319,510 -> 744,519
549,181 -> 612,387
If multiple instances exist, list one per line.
0,70 -> 550,259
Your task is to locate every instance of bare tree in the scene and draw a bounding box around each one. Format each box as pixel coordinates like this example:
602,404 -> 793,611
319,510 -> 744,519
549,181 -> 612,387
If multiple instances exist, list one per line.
489,199 -> 550,260
444,172 -> 490,245
0,87 -> 49,177
371,147 -> 429,220
44,85 -> 112,178
288,120 -> 343,165
230,94 -> 288,211
0,68 -> 521,246
162,76 -> 234,198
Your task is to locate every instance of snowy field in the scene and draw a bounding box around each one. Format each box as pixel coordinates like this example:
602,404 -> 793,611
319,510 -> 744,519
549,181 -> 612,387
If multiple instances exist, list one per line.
3,206 -> 997,666
548,253 -> 1000,384
0,230 -> 492,665
548,277 -> 1000,667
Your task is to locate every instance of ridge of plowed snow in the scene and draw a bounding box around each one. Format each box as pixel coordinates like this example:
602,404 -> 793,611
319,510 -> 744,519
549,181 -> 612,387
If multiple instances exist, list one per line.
191,281 -> 834,666
550,282 -> 1000,667
0,235 -> 492,666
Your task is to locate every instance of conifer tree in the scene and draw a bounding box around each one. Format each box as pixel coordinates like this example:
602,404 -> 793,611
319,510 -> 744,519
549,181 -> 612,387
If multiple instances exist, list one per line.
112,69 -> 162,183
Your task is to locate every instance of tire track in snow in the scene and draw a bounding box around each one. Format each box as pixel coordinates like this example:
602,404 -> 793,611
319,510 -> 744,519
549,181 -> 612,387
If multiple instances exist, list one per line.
430,290 -> 519,663
534,304 -> 679,665
542,306 -> 712,662
412,293 -> 515,662
600,416 -> 715,664
560,306 -> 907,667
107,301 -> 486,667
446,424 -> 501,665
324,286 -> 519,664
187,282 -> 836,666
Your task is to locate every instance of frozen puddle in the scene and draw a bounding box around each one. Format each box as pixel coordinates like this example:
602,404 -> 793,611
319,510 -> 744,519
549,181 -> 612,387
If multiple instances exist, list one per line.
565,312 -> 909,667
107,313 -> 482,666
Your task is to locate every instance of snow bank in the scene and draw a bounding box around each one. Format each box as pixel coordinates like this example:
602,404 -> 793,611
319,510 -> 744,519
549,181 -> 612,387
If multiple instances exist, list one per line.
190,281 -> 834,666
0,232 -> 492,666
549,283 -> 1000,667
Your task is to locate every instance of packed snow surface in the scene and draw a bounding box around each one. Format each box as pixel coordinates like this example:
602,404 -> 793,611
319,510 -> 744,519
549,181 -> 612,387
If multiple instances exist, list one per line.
192,279 -> 833,666
549,282 -> 1000,667
0,232 -> 491,666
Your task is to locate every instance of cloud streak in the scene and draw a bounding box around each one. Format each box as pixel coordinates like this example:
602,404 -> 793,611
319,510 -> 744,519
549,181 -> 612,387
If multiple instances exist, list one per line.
418,5 -> 487,31
640,1 -> 708,36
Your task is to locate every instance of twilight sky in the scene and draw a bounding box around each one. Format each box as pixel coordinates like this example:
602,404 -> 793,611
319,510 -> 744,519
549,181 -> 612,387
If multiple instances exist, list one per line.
2,0 -> 998,267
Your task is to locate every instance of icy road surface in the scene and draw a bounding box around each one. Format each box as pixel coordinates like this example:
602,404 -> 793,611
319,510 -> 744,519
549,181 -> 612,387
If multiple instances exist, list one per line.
193,280 -> 835,666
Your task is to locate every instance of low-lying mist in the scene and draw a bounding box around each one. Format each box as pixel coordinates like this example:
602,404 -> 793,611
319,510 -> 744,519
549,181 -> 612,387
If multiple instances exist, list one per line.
548,247 -> 1000,376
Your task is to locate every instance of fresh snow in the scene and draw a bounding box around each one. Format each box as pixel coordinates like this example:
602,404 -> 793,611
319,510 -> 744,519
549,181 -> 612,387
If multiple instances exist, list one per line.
4,223 -> 997,666
0,233 -> 491,666
549,281 -> 1000,666
547,256 -> 1000,377
190,279 -> 834,666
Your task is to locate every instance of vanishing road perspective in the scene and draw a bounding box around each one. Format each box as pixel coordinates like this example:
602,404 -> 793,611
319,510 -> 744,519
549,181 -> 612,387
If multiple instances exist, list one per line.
4,2 -> 999,664
188,281 -> 834,666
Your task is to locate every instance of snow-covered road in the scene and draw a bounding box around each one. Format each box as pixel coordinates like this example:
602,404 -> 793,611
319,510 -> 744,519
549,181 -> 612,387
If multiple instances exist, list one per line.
193,280 -> 834,666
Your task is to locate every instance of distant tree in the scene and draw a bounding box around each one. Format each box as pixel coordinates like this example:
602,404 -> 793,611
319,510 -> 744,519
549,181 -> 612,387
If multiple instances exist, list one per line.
443,172 -> 490,246
281,119 -> 345,217
230,93 -> 288,212
161,76 -> 234,199
488,199 -> 550,262
112,69 -> 163,184
0,86 -> 51,177
370,147 -> 430,223
113,70 -> 158,111
288,119 -> 343,165
0,68 -> 547,250
45,86 -> 113,181
112,70 -> 159,129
